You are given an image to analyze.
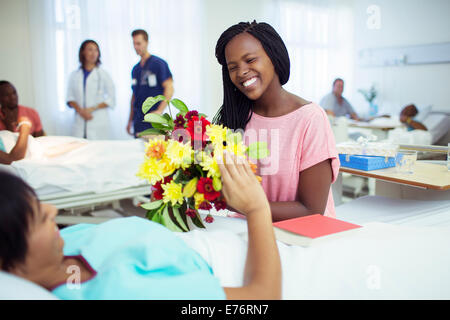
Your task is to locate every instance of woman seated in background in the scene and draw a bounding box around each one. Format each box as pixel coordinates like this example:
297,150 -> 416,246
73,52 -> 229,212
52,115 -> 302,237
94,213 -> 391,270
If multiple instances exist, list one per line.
0,152 -> 281,300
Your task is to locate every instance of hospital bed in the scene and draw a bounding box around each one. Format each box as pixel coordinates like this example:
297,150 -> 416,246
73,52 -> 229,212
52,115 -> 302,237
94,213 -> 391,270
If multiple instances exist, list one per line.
0,135 -> 151,224
1,195 -> 450,299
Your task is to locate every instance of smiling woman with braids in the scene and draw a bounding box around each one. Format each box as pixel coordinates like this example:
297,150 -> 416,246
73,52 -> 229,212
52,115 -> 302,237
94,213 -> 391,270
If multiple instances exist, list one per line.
214,21 -> 340,221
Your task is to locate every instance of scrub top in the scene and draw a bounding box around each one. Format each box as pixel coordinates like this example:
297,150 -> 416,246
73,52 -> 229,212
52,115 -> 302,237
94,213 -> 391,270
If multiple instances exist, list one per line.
52,217 -> 225,300
131,55 -> 172,135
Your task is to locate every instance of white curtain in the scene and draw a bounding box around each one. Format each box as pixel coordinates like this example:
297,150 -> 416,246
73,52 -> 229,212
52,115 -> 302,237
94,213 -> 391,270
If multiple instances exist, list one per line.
27,0 -> 204,139
271,0 -> 355,105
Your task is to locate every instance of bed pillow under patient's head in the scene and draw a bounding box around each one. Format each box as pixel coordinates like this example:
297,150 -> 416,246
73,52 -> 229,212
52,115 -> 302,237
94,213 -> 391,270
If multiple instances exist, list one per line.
0,271 -> 59,300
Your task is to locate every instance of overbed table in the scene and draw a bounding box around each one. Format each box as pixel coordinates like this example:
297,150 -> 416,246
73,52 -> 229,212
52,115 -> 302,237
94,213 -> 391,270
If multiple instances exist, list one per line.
339,161 -> 450,201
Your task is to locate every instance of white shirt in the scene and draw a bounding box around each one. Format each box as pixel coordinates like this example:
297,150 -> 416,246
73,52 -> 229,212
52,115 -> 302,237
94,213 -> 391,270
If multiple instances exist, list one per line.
66,66 -> 115,140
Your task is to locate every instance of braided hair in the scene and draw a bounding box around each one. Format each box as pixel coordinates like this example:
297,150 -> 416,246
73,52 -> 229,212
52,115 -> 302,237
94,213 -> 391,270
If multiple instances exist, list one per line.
213,21 -> 290,130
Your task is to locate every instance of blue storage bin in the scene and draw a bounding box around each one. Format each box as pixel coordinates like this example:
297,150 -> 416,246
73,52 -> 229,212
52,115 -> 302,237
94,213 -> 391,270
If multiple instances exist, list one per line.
339,154 -> 396,171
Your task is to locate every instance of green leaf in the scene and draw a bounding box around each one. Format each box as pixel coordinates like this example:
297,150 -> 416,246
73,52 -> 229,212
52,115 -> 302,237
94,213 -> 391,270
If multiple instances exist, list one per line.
190,210 -> 206,229
137,128 -> 167,137
161,113 -> 175,129
141,199 -> 163,210
143,113 -> 169,125
198,113 -> 208,119
150,122 -> 171,130
161,206 -> 183,232
170,98 -> 189,113
151,212 -> 161,224
142,95 -> 166,114
172,169 -> 182,183
172,206 -> 189,232
247,141 -> 270,160
146,209 -> 158,220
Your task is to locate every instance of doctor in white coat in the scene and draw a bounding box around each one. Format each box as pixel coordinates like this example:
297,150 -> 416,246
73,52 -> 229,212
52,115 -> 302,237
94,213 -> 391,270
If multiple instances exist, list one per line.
66,40 -> 115,140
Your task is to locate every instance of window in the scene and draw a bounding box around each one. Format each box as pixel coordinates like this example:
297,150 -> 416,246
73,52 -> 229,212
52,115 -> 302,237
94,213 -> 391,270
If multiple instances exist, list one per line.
278,1 -> 354,104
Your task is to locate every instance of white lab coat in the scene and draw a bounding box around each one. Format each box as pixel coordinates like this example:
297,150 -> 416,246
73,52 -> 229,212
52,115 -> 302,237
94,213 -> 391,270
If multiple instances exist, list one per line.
66,67 -> 116,140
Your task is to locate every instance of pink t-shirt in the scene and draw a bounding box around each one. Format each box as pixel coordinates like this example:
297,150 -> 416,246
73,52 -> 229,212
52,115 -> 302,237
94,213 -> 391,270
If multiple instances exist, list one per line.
0,105 -> 43,135
244,103 -> 340,218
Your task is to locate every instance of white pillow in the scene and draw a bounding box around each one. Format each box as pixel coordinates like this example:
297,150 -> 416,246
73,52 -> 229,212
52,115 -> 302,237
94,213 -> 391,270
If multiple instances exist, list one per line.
414,105 -> 432,123
0,271 -> 59,300
422,113 -> 450,144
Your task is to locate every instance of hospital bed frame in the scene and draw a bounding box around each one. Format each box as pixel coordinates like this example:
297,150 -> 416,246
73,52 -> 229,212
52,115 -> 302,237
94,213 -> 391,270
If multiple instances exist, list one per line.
39,184 -> 151,225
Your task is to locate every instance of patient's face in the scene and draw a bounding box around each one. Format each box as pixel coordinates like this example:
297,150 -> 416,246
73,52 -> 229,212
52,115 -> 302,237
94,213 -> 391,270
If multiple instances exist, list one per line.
17,202 -> 65,278
0,84 -> 19,110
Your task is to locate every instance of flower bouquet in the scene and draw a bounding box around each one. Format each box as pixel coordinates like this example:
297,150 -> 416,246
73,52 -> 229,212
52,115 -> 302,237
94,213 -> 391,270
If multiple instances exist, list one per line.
136,95 -> 268,232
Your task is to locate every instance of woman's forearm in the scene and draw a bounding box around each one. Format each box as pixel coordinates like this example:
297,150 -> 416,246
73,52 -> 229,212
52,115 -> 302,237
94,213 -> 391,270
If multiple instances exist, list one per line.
269,201 -> 319,222
8,128 -> 31,163
244,205 -> 281,297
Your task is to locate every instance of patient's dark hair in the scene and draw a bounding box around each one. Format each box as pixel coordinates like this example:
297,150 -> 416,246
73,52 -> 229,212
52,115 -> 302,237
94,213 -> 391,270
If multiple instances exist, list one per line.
213,21 -> 290,130
0,171 -> 37,272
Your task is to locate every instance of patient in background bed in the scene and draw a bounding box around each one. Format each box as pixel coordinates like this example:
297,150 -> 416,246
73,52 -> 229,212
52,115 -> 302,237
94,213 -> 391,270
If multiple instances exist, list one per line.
399,104 -> 427,131
0,152 -> 281,300
0,126 -> 86,164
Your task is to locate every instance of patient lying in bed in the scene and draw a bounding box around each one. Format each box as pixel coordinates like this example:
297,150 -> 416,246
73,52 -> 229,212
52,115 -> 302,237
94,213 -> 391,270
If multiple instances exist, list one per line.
0,153 -> 282,300
0,129 -> 86,164
1,153 -> 449,300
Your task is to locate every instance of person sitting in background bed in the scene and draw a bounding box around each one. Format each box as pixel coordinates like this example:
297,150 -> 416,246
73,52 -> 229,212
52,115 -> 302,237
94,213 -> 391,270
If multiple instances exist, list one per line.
0,116 -> 32,164
399,104 -> 427,131
0,151 -> 281,300
0,81 -> 45,137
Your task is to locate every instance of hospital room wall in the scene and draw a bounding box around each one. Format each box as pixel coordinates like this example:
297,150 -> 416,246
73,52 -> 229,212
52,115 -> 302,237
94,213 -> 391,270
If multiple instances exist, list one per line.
351,0 -> 450,117
0,0 -> 35,110
0,0 -> 272,132
2,0 -> 449,132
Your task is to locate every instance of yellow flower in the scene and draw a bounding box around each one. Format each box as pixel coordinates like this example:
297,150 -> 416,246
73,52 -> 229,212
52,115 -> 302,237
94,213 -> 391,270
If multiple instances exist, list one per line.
199,153 -> 221,179
136,157 -> 163,185
159,156 -> 177,178
162,180 -> 184,206
194,192 -> 205,209
225,141 -> 246,157
165,139 -> 193,170
206,124 -> 227,145
136,155 -> 176,185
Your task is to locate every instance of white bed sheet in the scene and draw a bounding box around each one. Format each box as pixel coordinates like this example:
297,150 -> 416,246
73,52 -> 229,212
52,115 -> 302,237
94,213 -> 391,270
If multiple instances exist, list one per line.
179,198 -> 450,299
6,136 -> 148,195
177,220 -> 450,299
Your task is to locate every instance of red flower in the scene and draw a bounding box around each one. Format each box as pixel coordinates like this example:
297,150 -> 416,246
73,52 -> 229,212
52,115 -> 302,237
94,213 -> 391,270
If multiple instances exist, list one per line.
204,215 -> 214,224
152,176 -> 173,200
197,177 -> 220,201
185,208 -> 197,218
187,116 -> 210,148
214,199 -> 227,211
199,201 -> 212,210
174,114 -> 186,129
185,110 -> 199,121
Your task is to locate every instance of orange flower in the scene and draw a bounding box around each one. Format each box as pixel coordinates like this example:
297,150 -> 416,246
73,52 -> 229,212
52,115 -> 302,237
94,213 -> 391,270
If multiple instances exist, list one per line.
146,141 -> 166,159
249,161 -> 258,174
